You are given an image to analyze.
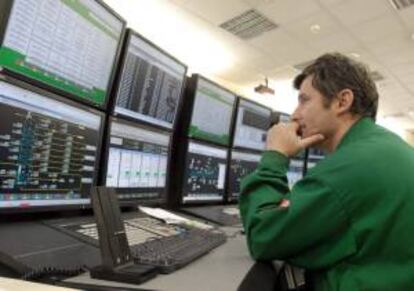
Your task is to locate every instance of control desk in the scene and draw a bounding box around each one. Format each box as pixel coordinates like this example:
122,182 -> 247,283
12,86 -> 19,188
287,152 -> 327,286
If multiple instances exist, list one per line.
65,226 -> 253,291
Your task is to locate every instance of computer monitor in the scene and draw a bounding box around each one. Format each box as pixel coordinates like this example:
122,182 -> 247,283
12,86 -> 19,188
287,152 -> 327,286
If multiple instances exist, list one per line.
233,98 -> 271,151
113,29 -> 187,130
227,150 -> 261,202
102,118 -> 170,206
287,158 -> 305,189
0,77 -> 104,212
306,148 -> 325,172
187,76 -> 236,146
181,141 -> 228,204
0,0 -> 125,108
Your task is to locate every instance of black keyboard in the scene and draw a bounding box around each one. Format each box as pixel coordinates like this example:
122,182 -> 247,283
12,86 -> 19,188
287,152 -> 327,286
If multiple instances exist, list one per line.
47,216 -> 226,273
132,228 -> 226,273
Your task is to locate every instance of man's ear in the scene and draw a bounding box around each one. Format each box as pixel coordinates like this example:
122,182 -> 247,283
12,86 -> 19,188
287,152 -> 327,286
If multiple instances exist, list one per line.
335,89 -> 354,115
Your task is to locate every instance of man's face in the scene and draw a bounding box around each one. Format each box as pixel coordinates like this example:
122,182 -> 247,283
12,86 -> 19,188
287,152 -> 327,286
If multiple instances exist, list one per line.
291,75 -> 338,142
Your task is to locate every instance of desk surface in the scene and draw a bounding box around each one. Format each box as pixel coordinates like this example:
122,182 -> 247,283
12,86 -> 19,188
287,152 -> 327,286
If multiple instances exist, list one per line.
0,277 -> 77,291
66,227 -> 254,291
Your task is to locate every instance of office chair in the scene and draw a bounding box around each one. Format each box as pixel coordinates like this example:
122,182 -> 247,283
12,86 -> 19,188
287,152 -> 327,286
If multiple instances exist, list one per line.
237,261 -> 310,291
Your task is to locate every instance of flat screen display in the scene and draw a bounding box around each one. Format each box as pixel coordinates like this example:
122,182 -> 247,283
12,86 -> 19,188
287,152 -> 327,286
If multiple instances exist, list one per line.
0,80 -> 102,210
114,31 -> 186,129
228,150 -> 261,201
0,0 -> 124,107
233,99 -> 271,151
104,120 -> 170,204
182,141 -> 227,203
188,78 -> 236,146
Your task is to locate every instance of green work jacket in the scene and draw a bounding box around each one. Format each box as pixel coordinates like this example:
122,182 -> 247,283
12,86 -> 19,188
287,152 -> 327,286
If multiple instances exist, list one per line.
239,117 -> 414,291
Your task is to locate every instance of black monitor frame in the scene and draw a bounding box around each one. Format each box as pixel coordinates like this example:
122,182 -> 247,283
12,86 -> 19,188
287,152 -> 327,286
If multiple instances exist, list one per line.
0,0 -> 126,111
98,116 -> 172,208
177,74 -> 238,148
108,28 -> 188,132
230,96 -> 272,153
0,74 -> 105,214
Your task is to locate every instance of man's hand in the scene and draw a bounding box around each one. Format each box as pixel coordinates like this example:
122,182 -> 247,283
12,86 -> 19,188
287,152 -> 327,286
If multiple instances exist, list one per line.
266,122 -> 325,157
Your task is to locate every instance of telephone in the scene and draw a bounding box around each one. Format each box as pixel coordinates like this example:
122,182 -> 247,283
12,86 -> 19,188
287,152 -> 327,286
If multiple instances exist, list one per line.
89,186 -> 158,284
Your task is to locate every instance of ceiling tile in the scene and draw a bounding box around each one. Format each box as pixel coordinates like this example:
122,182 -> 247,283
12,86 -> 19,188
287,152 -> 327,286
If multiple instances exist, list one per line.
248,28 -> 302,53
327,0 -> 393,27
366,32 -> 413,57
349,12 -> 405,44
264,65 -> 299,81
169,0 -> 190,6
283,11 -> 341,43
390,62 -> 414,76
242,0 -> 277,9
317,0 -> 345,7
380,48 -> 414,65
309,32 -> 359,53
257,0 -> 321,25
250,31 -> 318,66
398,6 -> 414,29
218,63 -> 263,84
182,0 -> 250,25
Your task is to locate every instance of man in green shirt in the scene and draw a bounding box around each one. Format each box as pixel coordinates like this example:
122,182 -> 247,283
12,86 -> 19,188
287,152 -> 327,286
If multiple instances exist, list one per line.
239,53 -> 414,291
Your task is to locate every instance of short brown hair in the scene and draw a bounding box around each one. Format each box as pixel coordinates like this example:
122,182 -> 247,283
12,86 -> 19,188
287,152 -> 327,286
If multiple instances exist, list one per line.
293,53 -> 378,119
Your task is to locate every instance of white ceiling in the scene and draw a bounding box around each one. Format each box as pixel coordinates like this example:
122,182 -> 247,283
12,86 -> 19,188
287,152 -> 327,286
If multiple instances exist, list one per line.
105,0 -> 414,131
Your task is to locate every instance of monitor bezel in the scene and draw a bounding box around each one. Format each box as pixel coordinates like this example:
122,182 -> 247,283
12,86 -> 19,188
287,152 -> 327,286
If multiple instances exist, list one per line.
178,138 -> 229,206
184,74 -> 238,147
0,0 -> 127,111
98,116 -> 172,207
0,74 -> 105,214
109,28 -> 188,132
231,96 -> 272,153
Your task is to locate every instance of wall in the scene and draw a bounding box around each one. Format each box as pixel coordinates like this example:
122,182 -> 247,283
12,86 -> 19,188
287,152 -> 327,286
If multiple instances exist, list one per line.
404,131 -> 414,147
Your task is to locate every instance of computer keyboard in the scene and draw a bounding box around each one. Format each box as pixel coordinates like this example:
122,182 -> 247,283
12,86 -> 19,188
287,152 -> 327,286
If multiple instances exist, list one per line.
48,215 -> 226,273
132,228 -> 226,273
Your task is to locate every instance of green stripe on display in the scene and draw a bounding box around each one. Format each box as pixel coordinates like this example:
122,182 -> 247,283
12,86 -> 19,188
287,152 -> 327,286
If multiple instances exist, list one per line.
61,0 -> 119,40
0,47 -> 106,105
189,125 -> 229,146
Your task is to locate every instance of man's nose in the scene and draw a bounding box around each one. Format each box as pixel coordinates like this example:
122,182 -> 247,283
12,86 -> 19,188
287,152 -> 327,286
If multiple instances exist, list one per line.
291,106 -> 300,121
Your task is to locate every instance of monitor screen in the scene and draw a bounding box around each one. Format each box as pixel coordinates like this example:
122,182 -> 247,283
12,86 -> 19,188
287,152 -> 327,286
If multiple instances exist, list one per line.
104,119 -> 170,205
308,148 -> 325,160
287,158 -> 304,189
0,80 -> 103,210
114,31 -> 187,129
307,161 -> 317,170
0,0 -> 124,107
182,141 -> 227,203
188,78 -> 236,146
306,148 -> 325,172
233,99 -> 271,151
228,150 -> 261,201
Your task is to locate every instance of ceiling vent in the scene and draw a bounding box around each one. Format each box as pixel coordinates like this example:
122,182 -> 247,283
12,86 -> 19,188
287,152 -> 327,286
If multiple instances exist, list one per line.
389,0 -> 414,10
293,59 -> 315,71
219,9 -> 278,40
370,71 -> 385,82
